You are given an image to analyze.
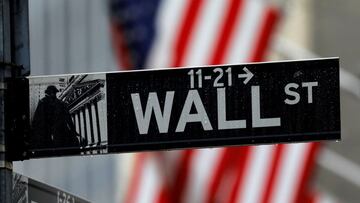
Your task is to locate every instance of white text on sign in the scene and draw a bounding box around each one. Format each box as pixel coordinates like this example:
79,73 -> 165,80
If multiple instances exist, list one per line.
131,87 -> 319,135
131,68 -> 318,135
131,86 -> 286,135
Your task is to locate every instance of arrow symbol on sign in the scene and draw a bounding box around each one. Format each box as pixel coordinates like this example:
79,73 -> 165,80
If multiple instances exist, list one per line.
238,67 -> 254,84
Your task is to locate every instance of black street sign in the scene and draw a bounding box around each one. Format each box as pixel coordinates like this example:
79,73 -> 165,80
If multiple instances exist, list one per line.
12,173 -> 91,203
9,58 -> 340,160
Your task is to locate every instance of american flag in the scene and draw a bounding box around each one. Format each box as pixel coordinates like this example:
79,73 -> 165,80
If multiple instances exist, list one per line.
109,0 -> 335,202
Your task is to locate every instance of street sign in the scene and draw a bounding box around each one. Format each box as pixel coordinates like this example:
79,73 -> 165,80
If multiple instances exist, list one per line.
10,58 -> 340,160
12,173 -> 91,203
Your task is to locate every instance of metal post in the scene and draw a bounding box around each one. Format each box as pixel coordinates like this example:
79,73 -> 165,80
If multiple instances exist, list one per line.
0,0 -> 13,201
10,0 -> 30,76
0,0 -> 29,202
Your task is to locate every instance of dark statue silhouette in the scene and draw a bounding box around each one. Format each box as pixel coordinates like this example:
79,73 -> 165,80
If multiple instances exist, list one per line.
31,85 -> 81,152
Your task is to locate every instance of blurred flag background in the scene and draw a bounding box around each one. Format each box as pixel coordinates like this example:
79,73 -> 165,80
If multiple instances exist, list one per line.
14,0 -> 360,202
110,0 -> 320,203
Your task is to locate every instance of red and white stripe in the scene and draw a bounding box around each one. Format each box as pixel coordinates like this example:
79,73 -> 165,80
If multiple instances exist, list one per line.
120,0 -> 323,202
125,153 -> 171,203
